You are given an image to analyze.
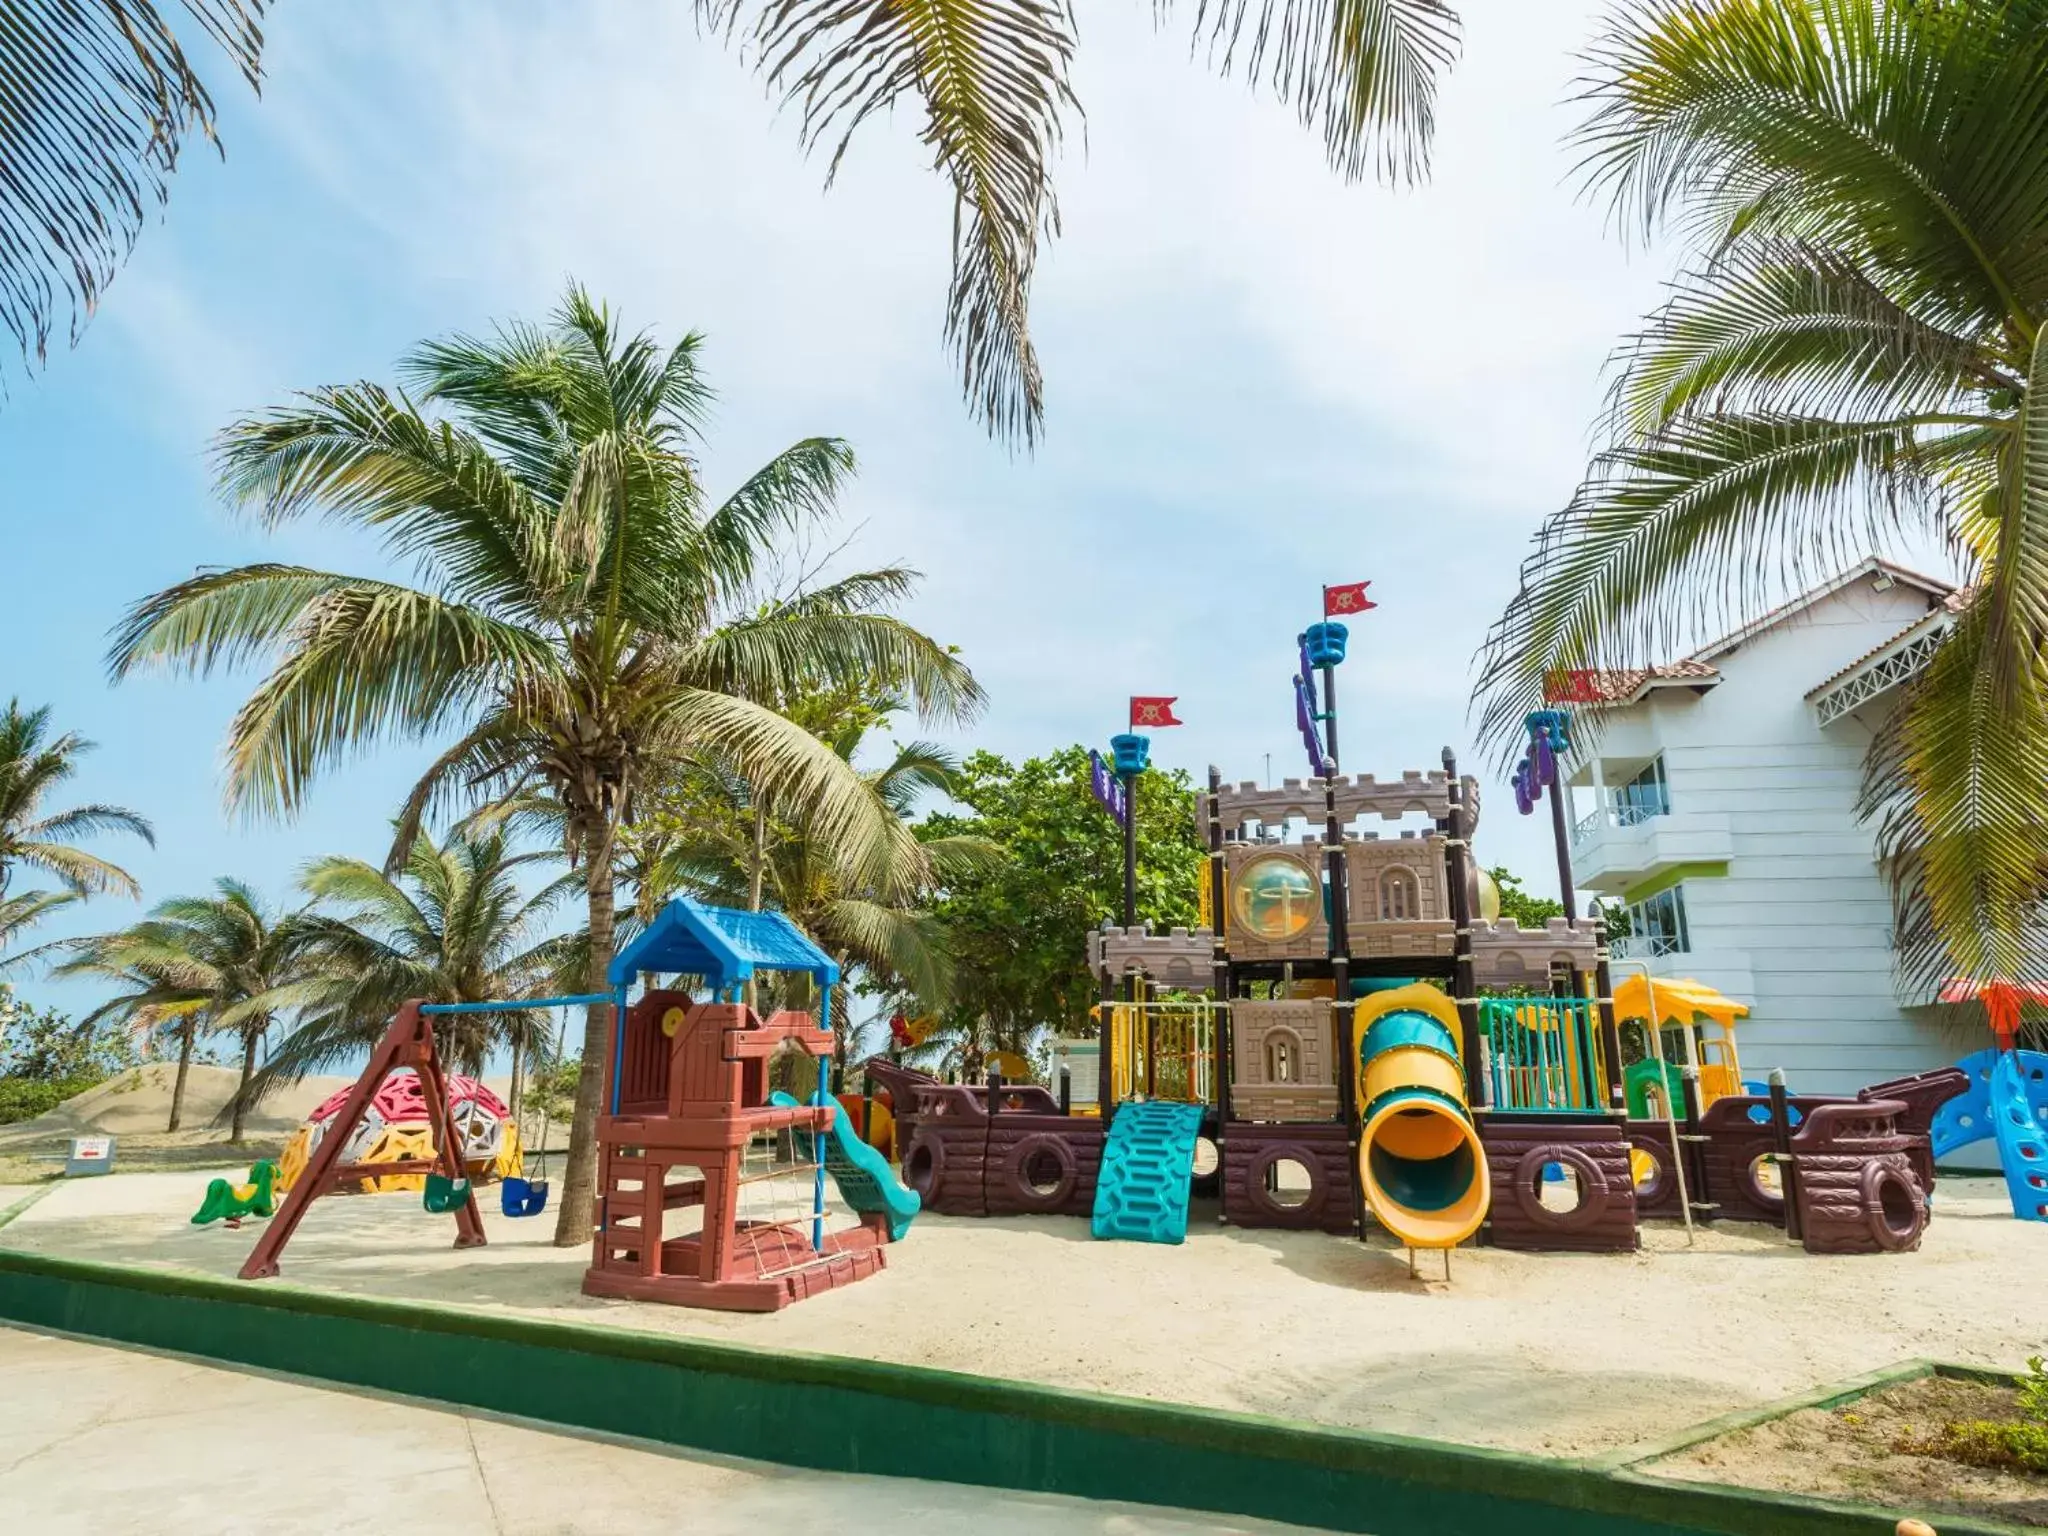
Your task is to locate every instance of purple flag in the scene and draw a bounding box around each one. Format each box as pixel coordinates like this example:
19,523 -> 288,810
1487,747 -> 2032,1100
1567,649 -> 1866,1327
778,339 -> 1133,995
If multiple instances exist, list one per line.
1089,749 -> 1129,828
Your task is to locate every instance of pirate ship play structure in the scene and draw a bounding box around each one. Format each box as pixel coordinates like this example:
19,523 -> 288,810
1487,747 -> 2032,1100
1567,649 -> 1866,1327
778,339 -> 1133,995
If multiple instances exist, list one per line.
868,594 -> 1966,1265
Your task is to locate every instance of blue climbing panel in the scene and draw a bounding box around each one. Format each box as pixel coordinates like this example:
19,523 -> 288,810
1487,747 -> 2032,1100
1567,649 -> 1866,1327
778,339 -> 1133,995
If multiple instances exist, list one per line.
1989,1053 -> 2048,1223
1091,1100 -> 1205,1244
1930,1048 -> 2048,1222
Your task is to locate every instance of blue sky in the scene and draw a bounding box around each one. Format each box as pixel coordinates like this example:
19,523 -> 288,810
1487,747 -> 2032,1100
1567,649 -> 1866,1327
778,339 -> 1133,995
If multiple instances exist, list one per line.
4,2 -> 1686,1016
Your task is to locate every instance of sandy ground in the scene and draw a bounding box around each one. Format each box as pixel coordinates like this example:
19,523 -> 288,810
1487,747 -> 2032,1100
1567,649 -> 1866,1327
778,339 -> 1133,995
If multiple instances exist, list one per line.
4,1169 -> 2041,1460
1646,1375 -> 2048,1528
0,1326 -> 1318,1535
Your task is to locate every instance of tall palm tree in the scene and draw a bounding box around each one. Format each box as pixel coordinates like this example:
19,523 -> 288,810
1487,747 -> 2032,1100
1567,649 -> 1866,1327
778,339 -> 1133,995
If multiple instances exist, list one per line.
702,1 -> 1461,443
1474,0 -> 2048,996
264,825 -> 581,1101
55,880 -> 314,1138
108,284 -> 983,1243
0,700 -> 155,969
1,4 -> 267,384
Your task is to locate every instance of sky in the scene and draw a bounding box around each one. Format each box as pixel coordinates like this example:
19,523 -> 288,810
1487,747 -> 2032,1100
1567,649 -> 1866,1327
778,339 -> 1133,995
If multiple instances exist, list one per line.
2,1 -> 1692,1017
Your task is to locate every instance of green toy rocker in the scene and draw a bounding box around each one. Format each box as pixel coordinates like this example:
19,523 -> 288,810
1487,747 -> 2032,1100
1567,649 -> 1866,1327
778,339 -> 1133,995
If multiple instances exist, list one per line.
191,1161 -> 279,1229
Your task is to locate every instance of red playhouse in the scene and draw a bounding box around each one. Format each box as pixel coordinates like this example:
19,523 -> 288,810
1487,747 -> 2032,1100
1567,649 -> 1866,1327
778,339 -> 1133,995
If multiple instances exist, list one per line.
583,898 -> 920,1312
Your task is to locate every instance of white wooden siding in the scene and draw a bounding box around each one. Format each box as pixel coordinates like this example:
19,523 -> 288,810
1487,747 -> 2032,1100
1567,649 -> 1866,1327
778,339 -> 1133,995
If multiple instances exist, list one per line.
1584,576 -> 1967,1097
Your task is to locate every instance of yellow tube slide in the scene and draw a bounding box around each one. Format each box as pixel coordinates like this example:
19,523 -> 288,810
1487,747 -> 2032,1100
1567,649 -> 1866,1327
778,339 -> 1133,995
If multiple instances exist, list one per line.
1353,984 -> 1490,1249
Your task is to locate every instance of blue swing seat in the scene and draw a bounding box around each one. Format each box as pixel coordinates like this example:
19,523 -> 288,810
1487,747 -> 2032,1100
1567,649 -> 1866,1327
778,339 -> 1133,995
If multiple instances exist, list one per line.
500,1175 -> 549,1218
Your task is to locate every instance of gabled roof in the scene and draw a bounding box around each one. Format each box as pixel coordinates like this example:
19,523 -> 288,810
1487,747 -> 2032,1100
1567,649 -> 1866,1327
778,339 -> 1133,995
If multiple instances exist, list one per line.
1804,585 -> 1972,699
1548,557 -> 1958,711
1691,556 -> 1955,663
608,898 -> 839,989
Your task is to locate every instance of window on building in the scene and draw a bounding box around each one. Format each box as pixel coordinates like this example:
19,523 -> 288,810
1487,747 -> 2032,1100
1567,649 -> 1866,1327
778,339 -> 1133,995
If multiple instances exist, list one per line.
1265,1032 -> 1298,1083
1622,885 -> 1690,956
1379,867 -> 1419,921
1614,757 -> 1671,825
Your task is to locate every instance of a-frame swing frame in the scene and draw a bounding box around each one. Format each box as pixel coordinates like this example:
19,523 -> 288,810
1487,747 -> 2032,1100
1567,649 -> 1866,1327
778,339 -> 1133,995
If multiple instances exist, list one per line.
240,999 -> 485,1279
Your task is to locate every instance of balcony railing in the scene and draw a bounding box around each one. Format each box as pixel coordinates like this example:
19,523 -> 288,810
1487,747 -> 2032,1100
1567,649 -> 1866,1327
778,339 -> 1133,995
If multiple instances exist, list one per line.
1570,790 -> 1672,845
1611,933 -> 1685,960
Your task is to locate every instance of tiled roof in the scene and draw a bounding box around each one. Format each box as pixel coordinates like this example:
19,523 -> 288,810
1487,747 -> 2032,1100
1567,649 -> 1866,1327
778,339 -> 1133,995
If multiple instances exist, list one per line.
1545,659 -> 1720,705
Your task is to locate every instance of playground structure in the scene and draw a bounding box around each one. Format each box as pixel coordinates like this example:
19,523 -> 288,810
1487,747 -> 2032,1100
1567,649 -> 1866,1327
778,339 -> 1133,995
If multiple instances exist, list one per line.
275,1069 -> 521,1195
581,899 -> 919,1311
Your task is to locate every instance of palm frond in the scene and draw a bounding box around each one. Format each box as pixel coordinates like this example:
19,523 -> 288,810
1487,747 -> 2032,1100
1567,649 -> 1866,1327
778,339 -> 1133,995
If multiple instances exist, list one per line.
1473,410 -> 1950,764
0,1 -> 267,379
705,0 -> 1080,446
1174,0 -> 1459,182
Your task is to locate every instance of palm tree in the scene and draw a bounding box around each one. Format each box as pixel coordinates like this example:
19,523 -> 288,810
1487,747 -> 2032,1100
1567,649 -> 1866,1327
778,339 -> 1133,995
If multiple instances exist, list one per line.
701,1 -> 1460,443
635,690 -> 1000,1056
0,700 -> 155,966
265,825 -> 581,1102
0,4 -> 267,384
55,880 -> 314,1138
1474,0 -> 2048,996
108,284 -> 983,1243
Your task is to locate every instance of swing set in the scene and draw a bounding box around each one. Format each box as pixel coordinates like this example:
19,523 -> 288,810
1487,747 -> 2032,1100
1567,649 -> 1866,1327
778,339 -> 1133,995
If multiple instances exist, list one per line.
237,991 -> 605,1280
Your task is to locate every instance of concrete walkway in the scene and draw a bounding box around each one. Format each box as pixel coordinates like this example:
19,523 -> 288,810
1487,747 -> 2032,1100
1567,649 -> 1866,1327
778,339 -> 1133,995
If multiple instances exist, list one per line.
0,1326 -> 1322,1535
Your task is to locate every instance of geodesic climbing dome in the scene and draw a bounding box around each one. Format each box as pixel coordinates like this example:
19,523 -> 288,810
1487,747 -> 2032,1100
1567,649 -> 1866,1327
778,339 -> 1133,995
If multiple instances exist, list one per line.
275,1068 -> 522,1194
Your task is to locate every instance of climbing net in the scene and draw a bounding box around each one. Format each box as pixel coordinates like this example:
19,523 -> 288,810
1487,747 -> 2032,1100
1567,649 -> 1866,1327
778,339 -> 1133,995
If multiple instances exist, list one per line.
731,1111 -> 843,1280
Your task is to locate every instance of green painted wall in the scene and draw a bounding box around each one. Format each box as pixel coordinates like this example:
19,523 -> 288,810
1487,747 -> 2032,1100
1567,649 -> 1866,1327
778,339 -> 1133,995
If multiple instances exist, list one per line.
0,1248 -> 1978,1536
1621,863 -> 1730,907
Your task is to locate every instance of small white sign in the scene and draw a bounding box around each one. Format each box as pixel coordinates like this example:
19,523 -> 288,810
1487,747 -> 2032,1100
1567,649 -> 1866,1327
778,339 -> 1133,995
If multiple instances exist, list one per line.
65,1136 -> 114,1176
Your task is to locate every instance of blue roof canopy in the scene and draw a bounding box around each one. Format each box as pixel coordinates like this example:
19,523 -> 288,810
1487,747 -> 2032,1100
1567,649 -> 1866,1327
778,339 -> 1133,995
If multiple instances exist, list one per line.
608,898 -> 840,991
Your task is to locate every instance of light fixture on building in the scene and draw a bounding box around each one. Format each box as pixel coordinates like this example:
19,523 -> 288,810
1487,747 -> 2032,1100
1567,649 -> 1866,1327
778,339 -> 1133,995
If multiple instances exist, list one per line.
1872,572 -> 1896,592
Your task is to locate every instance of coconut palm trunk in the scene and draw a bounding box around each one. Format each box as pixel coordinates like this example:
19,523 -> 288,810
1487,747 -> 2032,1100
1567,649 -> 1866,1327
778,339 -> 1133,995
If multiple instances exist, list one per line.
231,1020 -> 264,1143
167,1018 -> 196,1133
556,829 -> 619,1247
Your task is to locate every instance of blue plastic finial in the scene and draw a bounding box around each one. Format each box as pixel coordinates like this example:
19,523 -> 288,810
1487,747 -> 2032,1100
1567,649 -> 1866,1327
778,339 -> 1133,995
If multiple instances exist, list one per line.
1303,622 -> 1349,668
1109,733 -> 1151,776
1524,708 -> 1572,752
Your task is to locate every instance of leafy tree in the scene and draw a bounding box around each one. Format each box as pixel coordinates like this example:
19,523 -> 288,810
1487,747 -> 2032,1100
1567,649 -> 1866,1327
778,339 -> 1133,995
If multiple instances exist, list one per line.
253,827 -> 581,1110
109,286 -> 981,1242
1474,0 -> 2048,997
54,880 -> 316,1138
1486,865 -> 1563,928
0,700 -> 155,954
0,988 -> 140,1125
702,1 -> 1459,443
914,746 -> 1205,1053
0,3 -> 268,385
633,686 -> 999,1057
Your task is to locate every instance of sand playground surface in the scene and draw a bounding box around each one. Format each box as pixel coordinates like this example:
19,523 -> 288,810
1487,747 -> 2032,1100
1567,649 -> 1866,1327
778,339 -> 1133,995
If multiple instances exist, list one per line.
1,1163 -> 2039,1462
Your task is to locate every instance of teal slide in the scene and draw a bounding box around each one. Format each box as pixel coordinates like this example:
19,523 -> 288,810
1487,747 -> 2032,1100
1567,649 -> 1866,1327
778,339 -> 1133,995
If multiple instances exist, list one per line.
1092,1099 -> 1205,1244
770,1091 -> 921,1240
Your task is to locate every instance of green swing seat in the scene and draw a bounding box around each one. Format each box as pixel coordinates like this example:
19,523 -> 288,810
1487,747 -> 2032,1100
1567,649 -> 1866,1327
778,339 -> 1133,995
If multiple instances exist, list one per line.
422,1172 -> 472,1214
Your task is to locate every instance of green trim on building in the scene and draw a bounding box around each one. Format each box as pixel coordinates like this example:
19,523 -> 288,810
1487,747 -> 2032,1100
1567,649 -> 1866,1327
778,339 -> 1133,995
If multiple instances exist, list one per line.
0,1247 -> 2019,1536
1621,862 -> 1730,907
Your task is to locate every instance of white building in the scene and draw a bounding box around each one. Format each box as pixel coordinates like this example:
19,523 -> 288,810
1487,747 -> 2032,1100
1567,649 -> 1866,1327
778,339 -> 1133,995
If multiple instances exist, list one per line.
1560,557 -> 1967,1097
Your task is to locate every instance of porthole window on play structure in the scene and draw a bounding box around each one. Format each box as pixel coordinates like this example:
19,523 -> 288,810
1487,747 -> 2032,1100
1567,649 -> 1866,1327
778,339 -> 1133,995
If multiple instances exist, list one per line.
1267,1156 -> 1315,1208
1379,867 -> 1420,921
1534,1158 -> 1586,1215
1232,855 -> 1318,940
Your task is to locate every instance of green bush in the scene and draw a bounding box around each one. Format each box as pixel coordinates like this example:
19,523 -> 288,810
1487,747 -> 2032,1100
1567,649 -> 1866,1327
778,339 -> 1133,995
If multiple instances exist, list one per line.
0,1074 -> 99,1125
1900,1359 -> 2048,1475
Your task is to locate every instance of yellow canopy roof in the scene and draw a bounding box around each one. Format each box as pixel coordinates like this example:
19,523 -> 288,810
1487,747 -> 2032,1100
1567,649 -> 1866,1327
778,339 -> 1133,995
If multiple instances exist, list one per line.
1611,975 -> 1750,1029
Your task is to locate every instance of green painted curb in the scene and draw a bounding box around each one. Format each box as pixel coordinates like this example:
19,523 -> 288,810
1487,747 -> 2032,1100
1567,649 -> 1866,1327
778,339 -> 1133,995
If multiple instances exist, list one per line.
0,1246 -> 1976,1535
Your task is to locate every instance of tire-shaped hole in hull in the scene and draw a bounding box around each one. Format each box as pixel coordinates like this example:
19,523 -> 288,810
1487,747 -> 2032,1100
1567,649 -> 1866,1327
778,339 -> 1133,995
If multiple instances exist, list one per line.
1002,1133 -> 1079,1212
1509,1145 -> 1612,1233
